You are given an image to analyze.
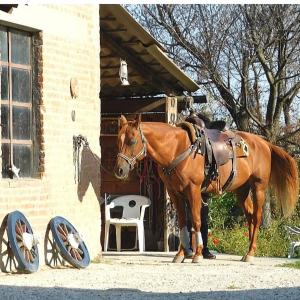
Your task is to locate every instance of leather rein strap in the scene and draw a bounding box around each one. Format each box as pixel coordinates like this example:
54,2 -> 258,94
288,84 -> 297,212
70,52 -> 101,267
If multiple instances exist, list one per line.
162,138 -> 202,176
162,145 -> 194,176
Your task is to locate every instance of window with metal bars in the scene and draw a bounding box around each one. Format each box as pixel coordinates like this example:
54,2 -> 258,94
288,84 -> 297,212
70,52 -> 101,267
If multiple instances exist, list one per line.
0,26 -> 33,178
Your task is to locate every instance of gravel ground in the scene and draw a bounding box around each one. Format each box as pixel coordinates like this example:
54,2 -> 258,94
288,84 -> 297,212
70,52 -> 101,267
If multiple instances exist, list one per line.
0,252 -> 300,299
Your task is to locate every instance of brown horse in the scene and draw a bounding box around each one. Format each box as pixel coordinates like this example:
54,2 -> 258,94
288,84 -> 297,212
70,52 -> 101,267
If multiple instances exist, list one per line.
114,114 -> 299,263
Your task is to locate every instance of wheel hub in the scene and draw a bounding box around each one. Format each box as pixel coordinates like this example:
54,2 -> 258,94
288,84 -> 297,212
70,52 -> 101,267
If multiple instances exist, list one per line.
67,233 -> 80,249
22,232 -> 34,250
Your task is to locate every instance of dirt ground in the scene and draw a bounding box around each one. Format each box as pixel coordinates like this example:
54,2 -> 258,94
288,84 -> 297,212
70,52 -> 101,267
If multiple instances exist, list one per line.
0,252 -> 300,299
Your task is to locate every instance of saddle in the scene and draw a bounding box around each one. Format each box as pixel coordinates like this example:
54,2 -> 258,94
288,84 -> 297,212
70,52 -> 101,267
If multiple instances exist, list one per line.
177,113 -> 249,192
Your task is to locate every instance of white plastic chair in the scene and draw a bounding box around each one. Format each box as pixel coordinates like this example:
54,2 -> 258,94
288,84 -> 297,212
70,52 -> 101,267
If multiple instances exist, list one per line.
104,194 -> 151,252
286,226 -> 300,258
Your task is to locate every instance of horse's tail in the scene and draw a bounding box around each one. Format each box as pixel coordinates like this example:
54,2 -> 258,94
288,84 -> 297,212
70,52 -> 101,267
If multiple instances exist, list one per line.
268,143 -> 299,217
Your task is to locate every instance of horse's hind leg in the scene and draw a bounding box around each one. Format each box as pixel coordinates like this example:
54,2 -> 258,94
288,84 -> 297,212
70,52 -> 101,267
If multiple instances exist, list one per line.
236,186 -> 254,242
242,184 -> 266,262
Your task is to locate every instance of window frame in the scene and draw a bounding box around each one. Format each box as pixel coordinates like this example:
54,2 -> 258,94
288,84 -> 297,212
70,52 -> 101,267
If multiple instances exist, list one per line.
1,26 -> 34,178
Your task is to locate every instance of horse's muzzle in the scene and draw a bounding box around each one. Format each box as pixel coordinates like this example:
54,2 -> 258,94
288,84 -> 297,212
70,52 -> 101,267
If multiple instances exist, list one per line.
114,164 -> 129,180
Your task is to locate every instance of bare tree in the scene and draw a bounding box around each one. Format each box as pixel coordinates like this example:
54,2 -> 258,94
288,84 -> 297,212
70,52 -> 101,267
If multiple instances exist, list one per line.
127,4 -> 300,148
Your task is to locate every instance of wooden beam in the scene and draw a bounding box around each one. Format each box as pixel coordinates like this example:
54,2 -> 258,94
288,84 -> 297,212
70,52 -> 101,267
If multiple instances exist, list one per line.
101,73 -> 142,79
100,16 -> 116,21
100,54 -> 119,59
100,85 -> 161,99
102,28 -> 127,33
101,98 -> 167,113
101,65 -> 120,70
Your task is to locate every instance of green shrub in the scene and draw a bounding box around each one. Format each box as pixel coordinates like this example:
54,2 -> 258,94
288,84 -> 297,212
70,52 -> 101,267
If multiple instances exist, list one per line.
208,193 -> 243,229
207,193 -> 300,258
208,220 -> 290,257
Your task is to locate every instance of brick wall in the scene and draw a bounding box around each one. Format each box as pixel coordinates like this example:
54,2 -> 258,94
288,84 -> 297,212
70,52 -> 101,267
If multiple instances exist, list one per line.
0,4 -> 101,266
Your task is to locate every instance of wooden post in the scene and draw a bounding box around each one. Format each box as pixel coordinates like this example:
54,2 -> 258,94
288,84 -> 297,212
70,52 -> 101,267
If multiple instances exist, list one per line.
163,96 -> 178,252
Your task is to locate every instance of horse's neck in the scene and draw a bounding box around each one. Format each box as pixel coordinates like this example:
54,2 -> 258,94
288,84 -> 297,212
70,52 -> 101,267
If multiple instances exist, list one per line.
141,122 -> 189,166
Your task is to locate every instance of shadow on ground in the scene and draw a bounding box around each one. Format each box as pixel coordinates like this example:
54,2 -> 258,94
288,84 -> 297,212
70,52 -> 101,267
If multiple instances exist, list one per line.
0,285 -> 299,300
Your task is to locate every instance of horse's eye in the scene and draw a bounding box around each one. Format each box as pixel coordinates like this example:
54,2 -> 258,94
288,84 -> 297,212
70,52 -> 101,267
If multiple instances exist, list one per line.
127,139 -> 137,146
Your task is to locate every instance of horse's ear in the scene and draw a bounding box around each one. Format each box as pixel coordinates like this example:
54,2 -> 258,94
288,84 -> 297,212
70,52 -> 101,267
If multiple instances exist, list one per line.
133,114 -> 141,128
119,115 -> 127,128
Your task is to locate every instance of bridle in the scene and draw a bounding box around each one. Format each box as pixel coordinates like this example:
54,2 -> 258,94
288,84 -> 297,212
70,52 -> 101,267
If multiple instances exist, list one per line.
117,125 -> 147,170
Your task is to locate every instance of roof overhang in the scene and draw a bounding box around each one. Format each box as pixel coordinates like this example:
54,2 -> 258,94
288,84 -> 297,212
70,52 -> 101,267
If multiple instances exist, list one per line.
100,5 -> 199,99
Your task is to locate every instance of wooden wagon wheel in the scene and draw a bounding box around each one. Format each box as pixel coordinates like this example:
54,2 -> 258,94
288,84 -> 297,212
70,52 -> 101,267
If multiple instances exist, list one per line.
49,216 -> 90,269
44,223 -> 66,268
5,211 -> 39,273
0,214 -> 19,273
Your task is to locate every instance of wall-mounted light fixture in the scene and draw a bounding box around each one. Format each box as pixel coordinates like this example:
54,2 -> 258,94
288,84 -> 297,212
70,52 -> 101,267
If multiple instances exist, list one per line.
119,59 -> 130,86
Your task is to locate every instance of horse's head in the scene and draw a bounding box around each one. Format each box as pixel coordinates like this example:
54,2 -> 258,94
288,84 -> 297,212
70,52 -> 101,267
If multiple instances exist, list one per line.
114,114 -> 147,180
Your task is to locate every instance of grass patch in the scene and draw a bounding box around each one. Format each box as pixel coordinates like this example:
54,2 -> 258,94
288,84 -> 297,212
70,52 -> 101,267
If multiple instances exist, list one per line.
279,260 -> 300,269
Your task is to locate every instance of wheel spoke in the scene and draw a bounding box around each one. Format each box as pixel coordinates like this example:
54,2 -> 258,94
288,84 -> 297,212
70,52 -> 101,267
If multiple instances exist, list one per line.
24,249 -> 30,262
57,254 -> 64,265
15,222 -> 23,235
1,249 -> 8,256
30,249 -> 37,258
57,225 -> 67,239
5,255 -> 9,269
48,255 -> 54,265
9,256 -> 13,271
63,224 -> 69,236
16,233 -> 23,241
12,257 -> 18,270
70,248 -> 76,259
21,246 -> 26,259
27,249 -> 34,263
47,237 -> 54,247
21,224 -> 27,233
73,248 -> 82,261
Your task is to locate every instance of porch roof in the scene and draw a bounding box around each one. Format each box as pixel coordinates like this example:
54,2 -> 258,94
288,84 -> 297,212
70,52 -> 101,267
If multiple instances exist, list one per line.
100,5 -> 199,99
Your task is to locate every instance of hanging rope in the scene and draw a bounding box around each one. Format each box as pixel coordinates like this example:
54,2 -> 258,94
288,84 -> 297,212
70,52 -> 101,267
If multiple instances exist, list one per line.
73,135 -> 116,184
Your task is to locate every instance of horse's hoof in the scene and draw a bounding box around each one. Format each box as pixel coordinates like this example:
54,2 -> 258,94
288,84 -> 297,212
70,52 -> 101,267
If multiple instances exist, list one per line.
172,255 -> 185,263
192,255 -> 203,263
241,255 -> 254,263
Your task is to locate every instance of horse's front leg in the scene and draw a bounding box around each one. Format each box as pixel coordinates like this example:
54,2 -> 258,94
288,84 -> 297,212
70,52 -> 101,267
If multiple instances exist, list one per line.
167,190 -> 192,263
187,184 -> 203,263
